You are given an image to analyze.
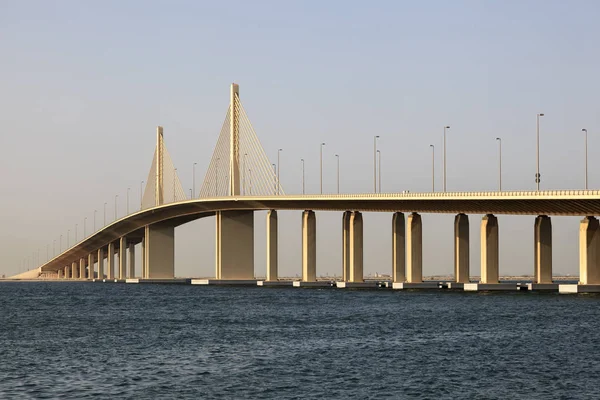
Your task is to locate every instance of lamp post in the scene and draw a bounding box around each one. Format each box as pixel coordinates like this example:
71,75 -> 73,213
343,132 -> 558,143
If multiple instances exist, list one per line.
429,145 -> 435,192
189,188 -> 192,198
114,195 -> 118,221
277,149 -> 283,195
583,129 -> 588,190
443,126 -> 450,192
536,113 -> 544,191
140,181 -> 144,210
320,143 -> 326,194
374,135 -> 380,193
193,162 -> 197,198
496,137 -> 502,191
301,158 -> 305,195
335,154 -> 340,194
377,150 -> 381,193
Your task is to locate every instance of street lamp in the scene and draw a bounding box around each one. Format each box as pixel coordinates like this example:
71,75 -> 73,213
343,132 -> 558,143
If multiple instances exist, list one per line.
320,143 -> 326,194
335,154 -> 340,194
443,126 -> 450,192
536,113 -> 544,191
583,129 -> 588,190
429,145 -> 435,192
496,138 -> 502,191
193,162 -> 197,198
114,195 -> 118,221
301,158 -> 305,195
189,188 -> 192,199
377,150 -> 381,193
373,135 -> 380,193
277,149 -> 283,195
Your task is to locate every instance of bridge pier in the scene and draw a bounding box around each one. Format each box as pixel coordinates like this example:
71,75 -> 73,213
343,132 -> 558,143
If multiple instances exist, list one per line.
349,211 -> 364,282
215,211 -> 254,280
392,212 -> 406,283
302,210 -> 316,282
119,237 -> 127,279
128,243 -> 135,278
144,224 -> 175,279
266,210 -> 278,281
107,242 -> 115,280
342,211 -> 351,281
480,214 -> 499,284
88,253 -> 94,279
70,262 -> 77,279
406,212 -> 422,283
97,248 -> 105,279
454,213 -> 470,283
57,269 -> 63,279
579,216 -> 600,284
79,258 -> 85,280
534,215 -> 552,283
64,265 -> 70,279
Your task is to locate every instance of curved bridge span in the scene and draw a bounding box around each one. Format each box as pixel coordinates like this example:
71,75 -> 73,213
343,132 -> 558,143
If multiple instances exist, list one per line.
37,190 -> 600,281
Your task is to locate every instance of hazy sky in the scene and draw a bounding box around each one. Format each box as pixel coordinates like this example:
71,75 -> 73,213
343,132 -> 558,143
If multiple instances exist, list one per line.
1,1 -> 599,278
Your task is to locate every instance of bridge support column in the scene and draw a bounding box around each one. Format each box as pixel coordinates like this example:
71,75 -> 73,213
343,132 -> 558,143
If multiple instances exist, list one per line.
79,258 -> 85,280
58,269 -> 63,279
579,216 -> 600,284
144,224 -> 175,279
266,210 -> 278,281
107,242 -> 115,279
342,211 -> 351,281
406,212 -> 422,283
71,262 -> 78,279
215,211 -> 254,280
128,243 -> 135,278
454,213 -> 470,283
349,211 -> 364,282
88,253 -> 94,279
141,237 -> 147,278
64,266 -> 70,279
480,214 -> 499,284
119,237 -> 127,280
392,212 -> 406,283
534,215 -> 552,283
302,210 -> 316,282
97,248 -> 104,279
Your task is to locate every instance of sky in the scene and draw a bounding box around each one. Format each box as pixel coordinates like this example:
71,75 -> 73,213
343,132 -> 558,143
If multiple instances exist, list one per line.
1,0 -> 599,278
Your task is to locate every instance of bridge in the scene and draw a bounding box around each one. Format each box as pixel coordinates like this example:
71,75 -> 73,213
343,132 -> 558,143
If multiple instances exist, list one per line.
15,84 -> 600,292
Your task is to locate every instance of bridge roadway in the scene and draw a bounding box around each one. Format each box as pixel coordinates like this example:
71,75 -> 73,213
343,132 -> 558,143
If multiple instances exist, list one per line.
38,190 -> 600,278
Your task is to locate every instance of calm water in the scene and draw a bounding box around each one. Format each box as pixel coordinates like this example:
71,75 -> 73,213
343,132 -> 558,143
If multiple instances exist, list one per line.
2,282 -> 600,399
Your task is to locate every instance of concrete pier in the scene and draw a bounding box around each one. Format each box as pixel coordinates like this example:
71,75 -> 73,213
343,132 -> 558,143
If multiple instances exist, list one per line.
579,216 -> 600,284
107,242 -> 115,280
480,214 -> 499,284
88,253 -> 94,279
406,212 -> 422,283
64,265 -> 70,279
215,211 -> 254,280
392,212 -> 405,283
71,262 -> 78,279
454,213 -> 469,283
266,210 -> 278,281
128,243 -> 135,279
534,215 -> 552,283
119,237 -> 127,280
79,258 -> 85,280
144,223 -> 175,279
97,248 -> 104,279
342,211 -> 351,281
302,210 -> 316,282
57,269 -> 63,279
349,211 -> 364,282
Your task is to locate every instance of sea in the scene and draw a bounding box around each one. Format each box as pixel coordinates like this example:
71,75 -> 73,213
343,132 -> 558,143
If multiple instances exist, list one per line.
1,282 -> 600,399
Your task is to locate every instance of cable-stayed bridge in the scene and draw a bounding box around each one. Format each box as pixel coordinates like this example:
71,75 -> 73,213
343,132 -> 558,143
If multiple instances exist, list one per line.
13,84 -> 600,292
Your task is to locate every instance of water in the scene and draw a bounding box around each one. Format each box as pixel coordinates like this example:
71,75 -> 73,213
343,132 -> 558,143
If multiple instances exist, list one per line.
2,282 -> 600,399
